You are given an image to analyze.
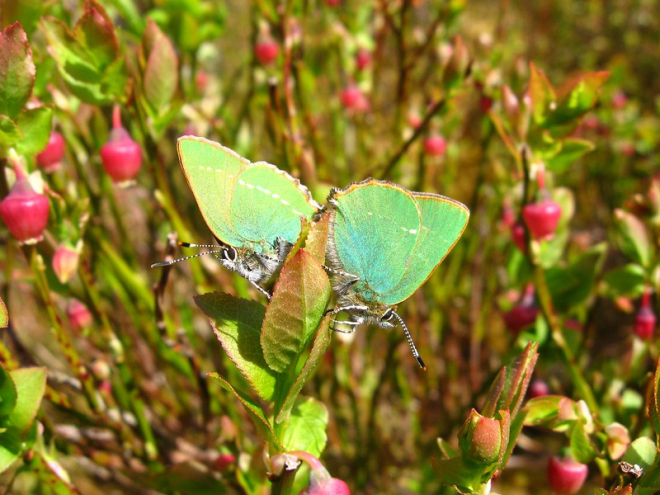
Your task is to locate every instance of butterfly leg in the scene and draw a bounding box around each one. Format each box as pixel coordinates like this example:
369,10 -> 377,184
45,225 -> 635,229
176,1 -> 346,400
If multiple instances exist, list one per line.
329,320 -> 359,334
322,265 -> 359,280
249,280 -> 272,300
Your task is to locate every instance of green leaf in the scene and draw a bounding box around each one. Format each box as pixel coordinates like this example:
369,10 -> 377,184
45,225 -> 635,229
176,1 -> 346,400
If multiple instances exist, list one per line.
622,437 -> 656,470
41,17 -> 101,84
545,243 -> 606,313
74,1 -> 119,72
522,396 -> 563,427
602,263 -> 647,298
41,8 -> 126,105
7,367 -> 46,436
545,138 -> 595,172
275,317 -> 332,423
0,296 -> 7,328
279,397 -> 328,458
261,250 -> 331,373
0,366 -> 17,417
431,456 -> 485,493
481,342 -> 539,418
527,62 -> 556,125
0,367 -> 46,474
207,373 -> 284,452
0,23 -> 35,119
14,106 -> 52,155
194,292 -> 277,401
614,209 -> 654,268
100,57 -> 129,103
141,19 -> 179,112
105,0 -> 145,35
569,421 -> 597,463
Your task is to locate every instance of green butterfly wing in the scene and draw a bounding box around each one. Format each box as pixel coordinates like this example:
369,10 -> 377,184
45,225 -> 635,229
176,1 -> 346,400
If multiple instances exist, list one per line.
381,192 -> 469,304
178,137 -> 320,251
330,180 -> 469,305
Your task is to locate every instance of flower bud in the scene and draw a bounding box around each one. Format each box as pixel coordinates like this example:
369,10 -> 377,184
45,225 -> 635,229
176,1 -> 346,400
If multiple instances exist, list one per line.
36,131 -> 65,173
547,456 -> 588,495
0,174 -> 49,244
67,299 -> 92,331
458,409 -> 503,465
52,245 -> 79,284
605,422 -> 630,460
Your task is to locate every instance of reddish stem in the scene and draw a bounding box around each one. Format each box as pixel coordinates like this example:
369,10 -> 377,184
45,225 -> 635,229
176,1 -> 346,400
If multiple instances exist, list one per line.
536,165 -> 546,191
112,105 -> 122,130
288,451 -> 324,471
642,287 -> 652,308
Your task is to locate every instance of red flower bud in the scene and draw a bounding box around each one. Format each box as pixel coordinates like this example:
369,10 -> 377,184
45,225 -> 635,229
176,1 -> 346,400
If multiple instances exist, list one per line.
67,299 -> 92,331
547,456 -> 588,495
255,39 -> 279,65
0,174 -> 49,244
341,85 -> 368,112
522,199 -> 561,239
529,379 -> 550,398
215,453 -> 236,471
36,131 -> 65,173
356,48 -> 371,71
100,106 -> 142,185
424,134 -> 447,157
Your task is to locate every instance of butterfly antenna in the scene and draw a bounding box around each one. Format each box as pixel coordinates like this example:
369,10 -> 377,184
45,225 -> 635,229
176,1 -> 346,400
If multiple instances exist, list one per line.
178,241 -> 219,248
391,311 -> 426,370
151,249 -> 226,268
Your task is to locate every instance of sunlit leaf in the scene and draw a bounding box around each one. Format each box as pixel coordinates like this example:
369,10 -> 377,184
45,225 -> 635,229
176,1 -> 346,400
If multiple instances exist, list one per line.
195,292 -> 277,401
14,105 -> 52,155
275,316 -> 331,423
279,396 -> 328,458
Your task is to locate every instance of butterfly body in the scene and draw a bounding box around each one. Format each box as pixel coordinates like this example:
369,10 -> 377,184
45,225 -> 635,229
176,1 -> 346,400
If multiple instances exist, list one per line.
177,136 -> 320,294
214,237 -> 292,287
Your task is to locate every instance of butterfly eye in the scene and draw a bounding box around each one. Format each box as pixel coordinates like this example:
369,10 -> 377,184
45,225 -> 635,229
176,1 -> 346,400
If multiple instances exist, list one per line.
223,246 -> 237,262
381,309 -> 394,323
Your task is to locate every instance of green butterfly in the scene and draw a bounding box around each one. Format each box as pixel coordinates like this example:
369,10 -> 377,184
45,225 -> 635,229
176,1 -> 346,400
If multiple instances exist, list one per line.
155,136 -> 320,297
325,179 -> 470,368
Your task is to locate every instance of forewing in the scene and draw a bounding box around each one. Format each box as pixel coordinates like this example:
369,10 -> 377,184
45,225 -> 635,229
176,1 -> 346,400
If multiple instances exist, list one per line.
381,192 -> 469,305
177,136 -> 247,247
331,181 -> 420,296
229,163 -> 320,250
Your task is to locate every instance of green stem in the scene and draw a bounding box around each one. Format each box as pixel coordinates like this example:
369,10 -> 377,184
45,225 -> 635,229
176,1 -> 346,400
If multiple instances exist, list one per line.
25,245 -> 102,413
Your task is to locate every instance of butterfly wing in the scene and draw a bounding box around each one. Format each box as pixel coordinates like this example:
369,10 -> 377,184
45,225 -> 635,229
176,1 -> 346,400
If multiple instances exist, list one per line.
178,136 -> 319,251
330,180 -> 421,297
379,192 -> 469,305
229,163 -> 320,250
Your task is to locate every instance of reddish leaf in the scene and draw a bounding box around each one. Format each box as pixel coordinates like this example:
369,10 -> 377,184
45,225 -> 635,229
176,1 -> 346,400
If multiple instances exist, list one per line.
0,296 -> 7,329
0,22 -> 35,119
527,62 -> 556,125
261,250 -> 331,373
74,1 -> 118,71
141,19 -> 178,112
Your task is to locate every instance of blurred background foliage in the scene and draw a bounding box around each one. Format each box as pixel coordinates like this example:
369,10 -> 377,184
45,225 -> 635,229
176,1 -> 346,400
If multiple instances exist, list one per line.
0,0 -> 659,493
